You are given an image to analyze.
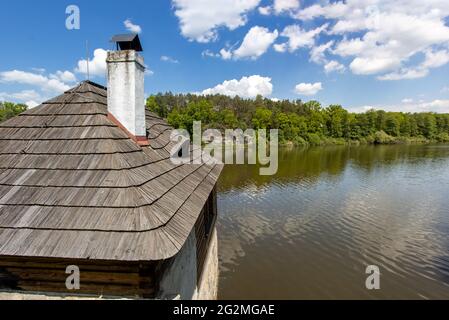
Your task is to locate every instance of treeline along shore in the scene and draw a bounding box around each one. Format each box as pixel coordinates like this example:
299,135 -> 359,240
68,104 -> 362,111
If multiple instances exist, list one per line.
3,94 -> 449,147
146,93 -> 449,146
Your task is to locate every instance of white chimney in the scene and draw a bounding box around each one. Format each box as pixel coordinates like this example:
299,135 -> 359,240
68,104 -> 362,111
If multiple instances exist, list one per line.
107,35 -> 148,146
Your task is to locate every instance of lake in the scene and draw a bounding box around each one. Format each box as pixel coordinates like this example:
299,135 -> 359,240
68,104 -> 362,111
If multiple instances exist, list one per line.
216,144 -> 449,299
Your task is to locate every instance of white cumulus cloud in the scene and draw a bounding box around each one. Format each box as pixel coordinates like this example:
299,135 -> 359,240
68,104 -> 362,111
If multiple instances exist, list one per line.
0,90 -> 43,102
258,6 -> 272,16
232,26 -> 279,60
259,0 -> 300,16
220,49 -> 233,60
324,60 -> 346,73
201,75 -> 273,98
124,19 -> 142,34
274,0 -> 300,14
0,68 -> 76,107
25,101 -> 40,109
295,82 -> 323,96
350,99 -> 449,113
145,65 -> 154,76
378,49 -> 449,80
350,57 -> 400,75
173,0 -> 260,43
161,56 -> 180,63
50,70 -> 77,83
202,50 -> 220,58
296,0 -> 449,79
273,43 -> 288,53
275,24 -> 328,53
0,70 -> 71,93
310,40 -> 334,64
0,89 -> 45,108
295,2 -> 349,21
308,41 -> 346,73
75,48 -> 108,77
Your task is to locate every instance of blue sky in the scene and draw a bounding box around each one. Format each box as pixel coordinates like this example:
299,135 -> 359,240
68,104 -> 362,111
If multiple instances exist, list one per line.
1,0 -> 449,113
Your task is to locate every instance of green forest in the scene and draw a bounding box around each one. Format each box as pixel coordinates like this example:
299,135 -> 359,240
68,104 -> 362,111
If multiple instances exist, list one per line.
0,102 -> 27,123
2,96 -> 449,146
147,93 -> 449,146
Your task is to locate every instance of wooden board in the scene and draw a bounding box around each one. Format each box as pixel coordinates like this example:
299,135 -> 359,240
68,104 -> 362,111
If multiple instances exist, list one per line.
0,256 -> 157,298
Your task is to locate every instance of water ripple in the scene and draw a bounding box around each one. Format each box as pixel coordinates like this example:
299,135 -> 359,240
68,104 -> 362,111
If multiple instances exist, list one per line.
218,145 -> 449,299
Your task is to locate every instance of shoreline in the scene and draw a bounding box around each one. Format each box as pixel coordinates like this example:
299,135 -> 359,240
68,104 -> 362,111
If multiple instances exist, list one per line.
279,137 -> 449,148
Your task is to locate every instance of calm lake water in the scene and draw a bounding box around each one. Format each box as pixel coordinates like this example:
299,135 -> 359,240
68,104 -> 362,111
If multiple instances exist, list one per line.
216,144 -> 449,300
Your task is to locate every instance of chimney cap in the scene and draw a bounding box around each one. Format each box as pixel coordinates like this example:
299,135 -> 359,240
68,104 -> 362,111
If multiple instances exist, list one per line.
111,34 -> 143,52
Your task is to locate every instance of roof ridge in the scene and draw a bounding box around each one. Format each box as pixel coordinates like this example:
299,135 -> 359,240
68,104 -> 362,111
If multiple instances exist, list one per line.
69,80 -> 107,92
62,81 -> 107,99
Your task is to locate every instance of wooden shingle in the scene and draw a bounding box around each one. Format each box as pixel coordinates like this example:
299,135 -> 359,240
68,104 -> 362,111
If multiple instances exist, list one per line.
0,81 -> 223,262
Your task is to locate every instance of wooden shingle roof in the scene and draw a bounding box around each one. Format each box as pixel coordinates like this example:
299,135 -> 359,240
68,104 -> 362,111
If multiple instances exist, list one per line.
0,81 -> 223,262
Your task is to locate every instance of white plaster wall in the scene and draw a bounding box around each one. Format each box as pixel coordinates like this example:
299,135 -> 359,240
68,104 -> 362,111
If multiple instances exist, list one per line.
107,50 -> 146,137
193,228 -> 219,300
158,227 -> 219,300
157,230 -> 198,300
